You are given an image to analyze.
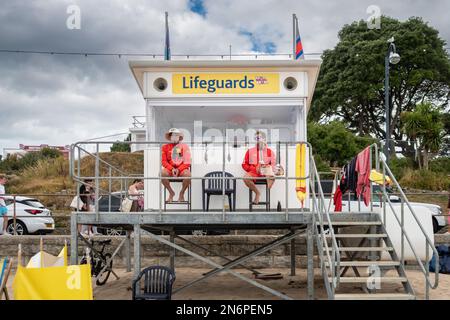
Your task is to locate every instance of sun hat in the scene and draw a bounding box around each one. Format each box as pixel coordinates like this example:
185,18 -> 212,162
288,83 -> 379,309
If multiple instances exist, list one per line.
254,130 -> 267,141
165,128 -> 184,141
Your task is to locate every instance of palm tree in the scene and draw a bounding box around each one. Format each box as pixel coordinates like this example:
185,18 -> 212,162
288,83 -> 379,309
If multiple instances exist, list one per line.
401,103 -> 444,170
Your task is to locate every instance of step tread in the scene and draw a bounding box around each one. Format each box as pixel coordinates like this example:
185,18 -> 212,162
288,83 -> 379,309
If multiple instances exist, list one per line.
328,234 -> 388,238
335,293 -> 415,300
324,221 -> 382,226
334,277 -> 408,283
326,261 -> 400,267
324,247 -> 393,252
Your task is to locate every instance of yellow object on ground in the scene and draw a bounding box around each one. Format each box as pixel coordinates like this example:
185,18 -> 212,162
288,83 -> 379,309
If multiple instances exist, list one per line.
13,264 -> 93,300
369,169 -> 392,185
295,144 -> 307,207
13,243 -> 92,300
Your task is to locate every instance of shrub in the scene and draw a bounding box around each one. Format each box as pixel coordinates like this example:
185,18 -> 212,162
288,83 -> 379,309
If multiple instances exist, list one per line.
429,157 -> 450,174
399,168 -> 450,191
0,147 -> 63,174
389,157 -> 416,179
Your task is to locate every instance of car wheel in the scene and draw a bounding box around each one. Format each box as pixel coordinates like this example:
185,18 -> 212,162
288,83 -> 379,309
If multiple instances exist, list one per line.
7,220 -> 28,235
432,217 -> 439,234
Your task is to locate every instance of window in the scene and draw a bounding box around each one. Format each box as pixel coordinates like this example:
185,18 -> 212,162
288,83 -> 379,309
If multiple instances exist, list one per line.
22,199 -> 45,208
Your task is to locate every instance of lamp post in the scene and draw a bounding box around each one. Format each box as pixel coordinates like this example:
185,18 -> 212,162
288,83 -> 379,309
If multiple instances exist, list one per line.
384,37 -> 401,164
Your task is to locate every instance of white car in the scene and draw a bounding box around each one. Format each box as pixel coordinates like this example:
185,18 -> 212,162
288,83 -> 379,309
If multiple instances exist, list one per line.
0,196 -> 55,235
370,185 -> 446,233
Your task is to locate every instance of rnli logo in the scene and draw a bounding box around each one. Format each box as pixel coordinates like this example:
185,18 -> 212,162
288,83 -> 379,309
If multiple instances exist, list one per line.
255,76 -> 268,85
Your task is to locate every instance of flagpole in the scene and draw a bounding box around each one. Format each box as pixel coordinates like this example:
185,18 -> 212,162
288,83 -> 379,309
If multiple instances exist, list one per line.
292,14 -> 296,60
165,11 -> 170,61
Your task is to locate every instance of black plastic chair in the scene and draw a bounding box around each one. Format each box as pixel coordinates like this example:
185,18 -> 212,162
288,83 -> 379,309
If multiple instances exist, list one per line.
202,171 -> 236,211
132,266 -> 176,300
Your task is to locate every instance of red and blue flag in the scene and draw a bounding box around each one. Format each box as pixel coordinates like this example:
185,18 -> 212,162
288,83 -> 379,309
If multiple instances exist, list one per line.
294,15 -> 304,60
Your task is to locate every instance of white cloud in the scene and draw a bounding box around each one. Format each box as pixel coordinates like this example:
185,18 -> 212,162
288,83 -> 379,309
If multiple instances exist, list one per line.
0,0 -> 448,153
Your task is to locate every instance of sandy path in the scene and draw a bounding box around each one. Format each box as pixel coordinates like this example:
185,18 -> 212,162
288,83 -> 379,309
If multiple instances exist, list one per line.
92,268 -> 450,300
5,267 -> 449,300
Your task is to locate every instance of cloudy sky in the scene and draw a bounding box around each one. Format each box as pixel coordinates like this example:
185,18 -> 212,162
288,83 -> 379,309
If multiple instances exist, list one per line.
0,0 -> 449,154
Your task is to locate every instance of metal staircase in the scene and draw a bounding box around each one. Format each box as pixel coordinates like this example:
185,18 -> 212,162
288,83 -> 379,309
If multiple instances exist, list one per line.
325,215 -> 416,300
311,144 -> 439,300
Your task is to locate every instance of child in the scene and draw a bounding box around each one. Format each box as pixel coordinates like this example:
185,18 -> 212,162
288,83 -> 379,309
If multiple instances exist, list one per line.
0,175 -> 10,236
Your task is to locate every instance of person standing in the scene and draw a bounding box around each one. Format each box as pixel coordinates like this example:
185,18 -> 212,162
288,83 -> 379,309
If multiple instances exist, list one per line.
161,128 -> 191,202
88,189 -> 102,236
0,175 -> 10,236
242,131 -> 277,205
447,188 -> 450,233
78,179 -> 93,235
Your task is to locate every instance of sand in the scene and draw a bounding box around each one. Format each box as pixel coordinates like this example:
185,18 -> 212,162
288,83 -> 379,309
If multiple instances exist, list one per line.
5,267 -> 449,300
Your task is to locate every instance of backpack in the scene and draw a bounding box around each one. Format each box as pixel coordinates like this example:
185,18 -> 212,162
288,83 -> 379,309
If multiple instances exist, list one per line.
429,245 -> 450,274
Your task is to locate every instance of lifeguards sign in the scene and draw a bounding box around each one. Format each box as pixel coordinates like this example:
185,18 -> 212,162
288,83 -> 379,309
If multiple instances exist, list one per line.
172,73 -> 280,94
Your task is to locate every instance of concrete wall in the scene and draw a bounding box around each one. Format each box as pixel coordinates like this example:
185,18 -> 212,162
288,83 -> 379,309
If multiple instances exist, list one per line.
1,234 -> 448,269
0,234 -> 313,269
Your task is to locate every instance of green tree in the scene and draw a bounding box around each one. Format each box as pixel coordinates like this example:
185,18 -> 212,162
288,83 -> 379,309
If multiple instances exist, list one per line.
440,112 -> 450,156
401,102 -> 445,170
311,16 -> 450,157
110,134 -> 131,152
307,121 -> 375,167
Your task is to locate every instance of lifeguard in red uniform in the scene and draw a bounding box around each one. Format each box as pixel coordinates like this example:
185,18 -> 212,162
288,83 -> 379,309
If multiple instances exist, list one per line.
242,131 -> 277,204
161,128 -> 191,202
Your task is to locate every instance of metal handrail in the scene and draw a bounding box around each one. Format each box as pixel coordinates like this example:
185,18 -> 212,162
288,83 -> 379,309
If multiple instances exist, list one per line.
74,144 -> 129,177
132,116 -> 146,128
309,155 -> 340,298
70,140 -> 316,220
345,142 -> 439,299
379,157 -> 439,296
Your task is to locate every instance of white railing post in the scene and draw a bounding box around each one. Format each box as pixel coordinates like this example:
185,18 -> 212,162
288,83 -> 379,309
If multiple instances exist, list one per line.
95,142 -> 100,221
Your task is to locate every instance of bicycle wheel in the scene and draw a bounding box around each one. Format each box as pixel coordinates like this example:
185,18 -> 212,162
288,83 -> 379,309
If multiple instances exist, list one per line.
80,256 -> 96,275
96,253 -> 112,286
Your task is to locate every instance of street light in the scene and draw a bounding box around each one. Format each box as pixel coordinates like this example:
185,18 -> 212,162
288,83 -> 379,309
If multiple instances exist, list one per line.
384,37 -> 400,164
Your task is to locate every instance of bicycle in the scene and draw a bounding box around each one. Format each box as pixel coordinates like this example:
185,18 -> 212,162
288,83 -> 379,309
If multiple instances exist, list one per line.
80,238 -> 114,286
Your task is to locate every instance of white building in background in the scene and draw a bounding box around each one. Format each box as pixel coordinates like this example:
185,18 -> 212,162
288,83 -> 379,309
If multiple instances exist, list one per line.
129,116 -> 147,153
2,144 -> 70,160
2,147 -> 24,159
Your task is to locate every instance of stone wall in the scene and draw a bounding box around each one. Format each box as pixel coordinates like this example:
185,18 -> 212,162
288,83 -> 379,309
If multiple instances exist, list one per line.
0,234 -> 313,269
1,233 -> 448,269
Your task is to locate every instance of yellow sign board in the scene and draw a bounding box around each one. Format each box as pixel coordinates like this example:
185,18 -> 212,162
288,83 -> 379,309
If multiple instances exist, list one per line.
13,264 -> 93,300
172,73 -> 280,94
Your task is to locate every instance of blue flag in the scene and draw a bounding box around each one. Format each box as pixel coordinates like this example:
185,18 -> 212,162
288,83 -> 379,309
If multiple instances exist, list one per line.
165,12 -> 171,61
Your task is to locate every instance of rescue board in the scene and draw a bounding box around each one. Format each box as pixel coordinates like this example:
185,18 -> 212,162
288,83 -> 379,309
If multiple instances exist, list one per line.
295,144 -> 307,206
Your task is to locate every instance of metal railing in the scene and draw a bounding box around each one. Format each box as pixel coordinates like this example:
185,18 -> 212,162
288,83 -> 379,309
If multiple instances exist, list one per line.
69,139 -> 340,297
131,116 -> 146,129
0,192 -> 128,236
70,141 -> 141,220
309,157 -> 340,299
335,143 -> 440,299
378,153 -> 440,299
70,140 -> 323,221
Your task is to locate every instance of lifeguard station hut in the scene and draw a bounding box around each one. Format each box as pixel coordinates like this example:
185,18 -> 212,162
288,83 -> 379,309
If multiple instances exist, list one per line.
70,58 -> 438,300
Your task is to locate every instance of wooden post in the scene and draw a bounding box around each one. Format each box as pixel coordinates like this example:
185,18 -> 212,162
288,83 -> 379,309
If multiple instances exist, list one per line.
40,237 -> 44,268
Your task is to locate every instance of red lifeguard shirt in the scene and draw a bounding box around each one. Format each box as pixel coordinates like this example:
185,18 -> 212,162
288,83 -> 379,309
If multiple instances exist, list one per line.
161,143 -> 191,173
242,146 -> 276,175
